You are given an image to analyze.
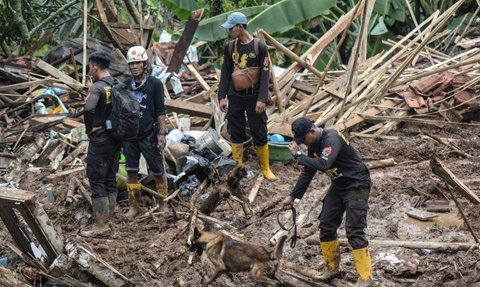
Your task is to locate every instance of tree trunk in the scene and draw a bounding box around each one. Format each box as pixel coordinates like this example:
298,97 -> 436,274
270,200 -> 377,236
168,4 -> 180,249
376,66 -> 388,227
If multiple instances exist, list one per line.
6,0 -> 30,44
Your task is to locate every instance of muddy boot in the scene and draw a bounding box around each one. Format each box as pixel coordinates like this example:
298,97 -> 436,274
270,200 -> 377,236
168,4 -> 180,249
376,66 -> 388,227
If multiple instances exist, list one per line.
107,192 -> 117,220
231,143 -> 244,165
125,183 -> 141,220
156,176 -> 168,199
80,197 -> 111,237
352,247 -> 376,287
319,239 -> 341,281
256,144 -> 276,180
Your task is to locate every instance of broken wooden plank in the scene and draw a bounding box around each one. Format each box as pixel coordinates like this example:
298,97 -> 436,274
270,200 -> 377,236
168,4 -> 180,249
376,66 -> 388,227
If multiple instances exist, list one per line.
164,99 -> 212,118
430,157 -> 480,204
45,167 -> 85,184
33,59 -> 84,91
65,242 -> 128,287
406,209 -> 439,221
248,175 -> 264,203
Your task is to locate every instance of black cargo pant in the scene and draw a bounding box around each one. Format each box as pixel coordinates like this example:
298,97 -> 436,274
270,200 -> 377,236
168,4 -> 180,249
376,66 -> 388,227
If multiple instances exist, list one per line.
319,186 -> 370,249
86,139 -> 121,198
227,95 -> 268,146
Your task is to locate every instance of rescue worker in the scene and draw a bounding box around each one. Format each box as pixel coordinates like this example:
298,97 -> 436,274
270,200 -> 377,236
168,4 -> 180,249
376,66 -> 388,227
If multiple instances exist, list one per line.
81,52 -> 121,237
217,12 -> 276,180
124,46 -> 168,219
282,117 -> 375,286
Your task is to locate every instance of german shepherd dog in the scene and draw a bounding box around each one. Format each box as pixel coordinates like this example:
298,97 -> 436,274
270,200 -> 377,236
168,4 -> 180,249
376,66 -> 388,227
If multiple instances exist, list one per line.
192,227 -> 288,285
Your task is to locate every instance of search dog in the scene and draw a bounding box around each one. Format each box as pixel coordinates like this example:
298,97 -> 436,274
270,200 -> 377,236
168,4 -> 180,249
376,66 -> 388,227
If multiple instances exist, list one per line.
191,227 -> 288,285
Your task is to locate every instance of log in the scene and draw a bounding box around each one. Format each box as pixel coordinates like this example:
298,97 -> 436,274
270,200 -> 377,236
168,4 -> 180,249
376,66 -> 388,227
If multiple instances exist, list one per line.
252,194 -> 284,216
365,158 -> 397,169
430,157 -> 480,204
305,238 -> 479,251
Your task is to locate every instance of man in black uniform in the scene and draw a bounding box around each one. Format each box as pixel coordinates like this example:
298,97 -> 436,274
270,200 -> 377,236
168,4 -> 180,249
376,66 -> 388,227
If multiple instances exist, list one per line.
124,46 -> 168,219
282,117 -> 374,286
81,52 -> 121,237
218,12 -> 276,180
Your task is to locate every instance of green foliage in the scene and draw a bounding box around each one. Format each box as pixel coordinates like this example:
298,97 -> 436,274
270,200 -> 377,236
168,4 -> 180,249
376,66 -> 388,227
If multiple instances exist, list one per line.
195,6 -> 269,41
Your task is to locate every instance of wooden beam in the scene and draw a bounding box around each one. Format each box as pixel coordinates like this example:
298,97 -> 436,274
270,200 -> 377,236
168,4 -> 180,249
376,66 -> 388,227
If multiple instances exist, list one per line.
167,9 -> 204,73
430,157 -> 480,204
164,99 -> 212,118
33,59 -> 84,91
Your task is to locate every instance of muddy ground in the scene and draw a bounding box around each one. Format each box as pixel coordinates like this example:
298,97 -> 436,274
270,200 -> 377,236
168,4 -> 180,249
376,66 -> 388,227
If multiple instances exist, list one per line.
1,121 -> 480,287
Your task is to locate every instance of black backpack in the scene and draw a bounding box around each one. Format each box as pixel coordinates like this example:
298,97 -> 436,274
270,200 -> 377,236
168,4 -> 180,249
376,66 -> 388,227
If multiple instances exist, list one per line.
99,78 -> 141,140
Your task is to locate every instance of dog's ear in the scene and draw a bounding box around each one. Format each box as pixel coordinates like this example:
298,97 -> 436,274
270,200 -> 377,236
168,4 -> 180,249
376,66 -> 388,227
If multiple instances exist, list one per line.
193,226 -> 200,240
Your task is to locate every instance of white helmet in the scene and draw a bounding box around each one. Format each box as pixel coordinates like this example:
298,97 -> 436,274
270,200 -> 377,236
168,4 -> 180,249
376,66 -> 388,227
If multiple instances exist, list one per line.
126,46 -> 148,63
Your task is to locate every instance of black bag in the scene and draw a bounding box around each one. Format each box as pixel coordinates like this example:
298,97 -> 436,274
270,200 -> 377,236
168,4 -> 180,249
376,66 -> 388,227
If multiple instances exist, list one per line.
99,78 -> 141,140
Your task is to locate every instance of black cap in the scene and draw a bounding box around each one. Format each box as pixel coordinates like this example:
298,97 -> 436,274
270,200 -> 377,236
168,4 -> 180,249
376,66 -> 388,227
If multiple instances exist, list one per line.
291,117 -> 314,145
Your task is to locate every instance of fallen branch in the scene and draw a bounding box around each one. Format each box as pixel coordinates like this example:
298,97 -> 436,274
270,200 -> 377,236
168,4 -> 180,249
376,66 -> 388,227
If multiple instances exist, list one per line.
305,237 -> 479,251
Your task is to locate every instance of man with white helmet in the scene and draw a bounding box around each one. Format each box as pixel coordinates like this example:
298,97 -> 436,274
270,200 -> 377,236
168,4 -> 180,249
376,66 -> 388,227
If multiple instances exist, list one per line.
123,46 -> 168,219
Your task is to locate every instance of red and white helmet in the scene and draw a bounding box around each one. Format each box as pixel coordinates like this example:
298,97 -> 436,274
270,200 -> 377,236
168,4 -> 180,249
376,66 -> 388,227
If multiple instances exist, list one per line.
126,46 -> 148,63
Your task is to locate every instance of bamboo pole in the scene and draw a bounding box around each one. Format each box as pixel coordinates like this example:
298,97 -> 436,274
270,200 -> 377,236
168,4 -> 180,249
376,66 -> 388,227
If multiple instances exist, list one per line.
82,0 -> 87,85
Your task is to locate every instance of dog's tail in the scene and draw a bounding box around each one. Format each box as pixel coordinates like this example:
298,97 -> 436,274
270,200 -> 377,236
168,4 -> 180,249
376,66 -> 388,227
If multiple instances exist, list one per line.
272,234 -> 288,260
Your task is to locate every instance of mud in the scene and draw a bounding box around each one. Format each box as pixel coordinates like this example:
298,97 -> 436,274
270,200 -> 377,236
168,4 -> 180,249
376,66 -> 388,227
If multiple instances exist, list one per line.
1,121 -> 480,286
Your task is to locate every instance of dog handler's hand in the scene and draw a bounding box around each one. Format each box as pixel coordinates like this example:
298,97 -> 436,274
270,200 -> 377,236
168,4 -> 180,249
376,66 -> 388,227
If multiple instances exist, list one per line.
219,99 -> 228,113
282,196 -> 295,210
255,101 -> 266,114
288,141 -> 300,155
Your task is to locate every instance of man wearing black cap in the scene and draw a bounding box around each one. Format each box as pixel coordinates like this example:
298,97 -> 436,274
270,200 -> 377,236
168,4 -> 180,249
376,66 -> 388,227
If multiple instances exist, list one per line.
217,12 -> 276,180
282,117 -> 375,286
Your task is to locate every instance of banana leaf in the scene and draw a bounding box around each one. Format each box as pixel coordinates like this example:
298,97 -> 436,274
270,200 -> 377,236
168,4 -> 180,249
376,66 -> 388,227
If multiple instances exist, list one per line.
161,0 -> 198,20
195,6 -> 269,41
248,0 -> 337,34
374,0 -> 405,22
195,0 -> 336,41
371,16 -> 388,35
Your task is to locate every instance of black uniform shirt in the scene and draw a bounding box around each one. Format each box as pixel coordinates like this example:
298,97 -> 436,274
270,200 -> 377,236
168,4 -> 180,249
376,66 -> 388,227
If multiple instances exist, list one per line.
217,38 -> 270,102
290,129 -> 371,199
124,75 -> 166,140
84,76 -> 114,143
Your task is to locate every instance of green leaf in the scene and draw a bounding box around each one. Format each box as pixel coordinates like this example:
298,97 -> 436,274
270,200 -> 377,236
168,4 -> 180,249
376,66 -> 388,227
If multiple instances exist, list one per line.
160,0 -> 198,20
248,0 -> 337,34
371,16 -> 388,35
195,6 -> 269,41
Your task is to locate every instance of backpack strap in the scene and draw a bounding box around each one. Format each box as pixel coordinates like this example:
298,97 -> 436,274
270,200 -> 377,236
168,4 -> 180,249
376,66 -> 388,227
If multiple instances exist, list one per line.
230,38 -> 261,68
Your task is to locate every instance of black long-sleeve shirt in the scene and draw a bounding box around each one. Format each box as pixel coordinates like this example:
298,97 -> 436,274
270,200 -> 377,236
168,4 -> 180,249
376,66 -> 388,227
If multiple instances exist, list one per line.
290,129 -> 371,199
217,38 -> 270,102
124,76 -> 166,140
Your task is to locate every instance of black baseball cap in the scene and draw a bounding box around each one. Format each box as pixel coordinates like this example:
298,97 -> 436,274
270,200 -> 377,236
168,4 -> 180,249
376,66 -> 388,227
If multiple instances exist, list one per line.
291,117 -> 314,145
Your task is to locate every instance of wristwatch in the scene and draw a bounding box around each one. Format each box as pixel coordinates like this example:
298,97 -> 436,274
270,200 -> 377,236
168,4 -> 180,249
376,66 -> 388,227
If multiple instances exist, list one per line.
294,150 -> 303,160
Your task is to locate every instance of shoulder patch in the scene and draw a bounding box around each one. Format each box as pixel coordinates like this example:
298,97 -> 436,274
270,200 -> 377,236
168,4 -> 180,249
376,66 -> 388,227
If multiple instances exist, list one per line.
322,147 -> 332,158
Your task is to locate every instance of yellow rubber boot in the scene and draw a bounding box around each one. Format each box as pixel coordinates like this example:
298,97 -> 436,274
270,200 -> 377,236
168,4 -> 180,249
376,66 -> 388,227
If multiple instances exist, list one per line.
256,144 -> 276,180
319,239 -> 341,281
352,247 -> 374,286
231,143 -> 244,164
125,183 -> 141,220
156,179 -> 168,198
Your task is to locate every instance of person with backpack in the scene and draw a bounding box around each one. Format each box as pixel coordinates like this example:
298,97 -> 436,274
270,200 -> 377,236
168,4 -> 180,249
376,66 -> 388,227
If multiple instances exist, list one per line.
81,52 -> 122,237
123,46 -> 168,220
218,12 -> 276,180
